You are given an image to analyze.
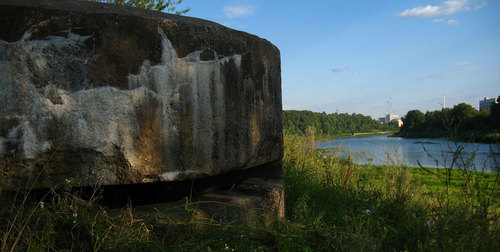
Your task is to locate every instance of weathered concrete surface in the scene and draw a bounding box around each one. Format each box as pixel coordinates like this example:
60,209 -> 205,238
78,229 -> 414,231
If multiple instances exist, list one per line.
198,178 -> 285,225
132,177 -> 285,226
0,0 -> 282,190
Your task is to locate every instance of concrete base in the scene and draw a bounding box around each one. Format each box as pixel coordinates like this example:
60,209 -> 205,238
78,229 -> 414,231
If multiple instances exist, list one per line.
133,177 -> 285,225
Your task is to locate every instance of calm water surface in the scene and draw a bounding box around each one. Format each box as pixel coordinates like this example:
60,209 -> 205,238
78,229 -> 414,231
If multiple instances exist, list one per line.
316,135 -> 499,172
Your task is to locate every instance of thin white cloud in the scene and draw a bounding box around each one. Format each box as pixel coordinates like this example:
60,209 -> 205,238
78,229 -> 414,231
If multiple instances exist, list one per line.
434,18 -> 461,25
472,0 -> 488,10
415,72 -> 446,80
396,0 -> 470,17
223,5 -> 254,18
415,65 -> 478,81
332,67 -> 349,73
454,61 -> 473,66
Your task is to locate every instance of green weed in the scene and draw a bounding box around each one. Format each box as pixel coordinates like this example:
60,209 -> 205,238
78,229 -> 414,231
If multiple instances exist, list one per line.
0,131 -> 498,251
283,131 -> 500,251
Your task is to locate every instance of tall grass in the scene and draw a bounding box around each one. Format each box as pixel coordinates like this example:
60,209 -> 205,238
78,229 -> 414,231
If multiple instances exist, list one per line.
0,189 -> 154,251
283,131 -> 500,250
1,132 -> 499,251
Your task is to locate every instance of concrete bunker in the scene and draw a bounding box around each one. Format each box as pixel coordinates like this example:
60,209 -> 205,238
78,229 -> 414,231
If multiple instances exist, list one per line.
0,0 -> 283,211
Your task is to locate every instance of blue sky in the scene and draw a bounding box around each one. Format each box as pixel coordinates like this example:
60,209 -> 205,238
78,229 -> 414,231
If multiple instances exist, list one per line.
177,0 -> 500,119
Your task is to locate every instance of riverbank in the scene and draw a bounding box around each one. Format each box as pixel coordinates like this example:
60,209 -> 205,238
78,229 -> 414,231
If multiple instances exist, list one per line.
314,130 -> 397,142
394,129 -> 500,144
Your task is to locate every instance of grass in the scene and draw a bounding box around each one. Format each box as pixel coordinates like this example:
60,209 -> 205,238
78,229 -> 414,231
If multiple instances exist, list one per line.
1,132 -> 499,251
283,132 -> 500,250
357,164 -> 499,210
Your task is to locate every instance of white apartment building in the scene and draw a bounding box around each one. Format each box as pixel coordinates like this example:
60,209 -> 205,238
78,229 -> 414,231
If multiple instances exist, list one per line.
479,97 -> 497,111
385,113 -> 398,123
379,113 -> 403,127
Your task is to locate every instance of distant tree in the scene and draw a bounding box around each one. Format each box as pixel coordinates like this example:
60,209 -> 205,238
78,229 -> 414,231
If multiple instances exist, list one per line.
401,110 -> 425,132
398,100 -> 500,142
451,103 -> 477,122
474,109 -> 491,130
440,107 -> 454,130
86,0 -> 190,13
490,96 -> 500,129
424,110 -> 443,129
449,103 -> 477,130
282,110 -> 394,137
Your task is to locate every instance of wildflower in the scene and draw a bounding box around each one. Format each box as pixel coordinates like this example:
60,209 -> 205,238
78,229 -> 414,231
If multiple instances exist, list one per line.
426,220 -> 432,229
40,201 -> 45,209
365,209 -> 371,216
73,212 -> 78,218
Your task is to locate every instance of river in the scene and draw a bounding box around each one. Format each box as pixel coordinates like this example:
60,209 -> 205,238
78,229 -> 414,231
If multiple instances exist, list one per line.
316,135 -> 499,172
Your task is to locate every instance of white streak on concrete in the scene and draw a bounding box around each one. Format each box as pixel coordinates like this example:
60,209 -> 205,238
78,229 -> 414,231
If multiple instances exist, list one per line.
0,23 -> 243,182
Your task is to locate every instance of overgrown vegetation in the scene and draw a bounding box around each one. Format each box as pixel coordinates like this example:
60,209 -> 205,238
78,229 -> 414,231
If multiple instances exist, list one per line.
1,132 -> 499,251
283,132 -> 499,250
85,0 -> 190,14
396,97 -> 500,143
283,110 -> 398,139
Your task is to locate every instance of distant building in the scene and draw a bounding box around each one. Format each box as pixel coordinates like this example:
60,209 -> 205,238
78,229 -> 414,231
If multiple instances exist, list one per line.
385,113 -> 398,124
479,97 -> 498,111
380,113 -> 402,127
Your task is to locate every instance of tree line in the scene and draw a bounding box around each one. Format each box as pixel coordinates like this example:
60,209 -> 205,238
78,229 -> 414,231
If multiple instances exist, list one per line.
397,96 -> 500,143
283,110 -> 398,137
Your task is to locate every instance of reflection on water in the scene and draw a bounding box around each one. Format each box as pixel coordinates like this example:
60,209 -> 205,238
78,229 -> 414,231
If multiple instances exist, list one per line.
316,135 -> 500,172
